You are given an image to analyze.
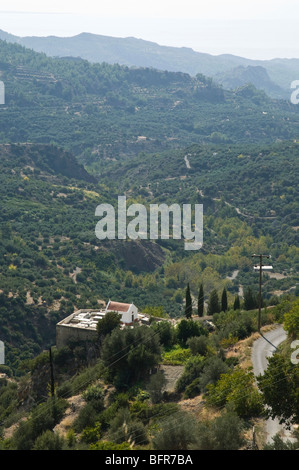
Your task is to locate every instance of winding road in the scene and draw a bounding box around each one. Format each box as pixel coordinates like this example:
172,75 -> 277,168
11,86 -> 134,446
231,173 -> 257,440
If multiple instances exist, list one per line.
251,325 -> 295,444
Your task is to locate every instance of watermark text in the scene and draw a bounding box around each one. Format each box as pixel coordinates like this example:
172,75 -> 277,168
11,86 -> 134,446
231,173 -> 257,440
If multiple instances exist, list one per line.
95,196 -> 203,251
290,80 -> 299,104
0,81 -> 5,105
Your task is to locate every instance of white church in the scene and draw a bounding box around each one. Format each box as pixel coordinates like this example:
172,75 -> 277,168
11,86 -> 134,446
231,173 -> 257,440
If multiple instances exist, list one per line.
105,300 -> 138,324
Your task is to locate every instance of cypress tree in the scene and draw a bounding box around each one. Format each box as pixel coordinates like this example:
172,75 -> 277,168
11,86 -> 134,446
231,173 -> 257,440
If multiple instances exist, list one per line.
185,283 -> 192,319
198,283 -> 204,317
221,287 -> 228,312
233,295 -> 240,310
207,289 -> 220,315
244,287 -> 257,311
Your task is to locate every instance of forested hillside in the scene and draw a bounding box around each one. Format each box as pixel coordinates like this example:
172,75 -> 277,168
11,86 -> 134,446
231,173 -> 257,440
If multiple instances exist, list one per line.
0,38 -> 298,451
1,29 -> 298,97
0,38 -> 298,366
1,40 -> 299,165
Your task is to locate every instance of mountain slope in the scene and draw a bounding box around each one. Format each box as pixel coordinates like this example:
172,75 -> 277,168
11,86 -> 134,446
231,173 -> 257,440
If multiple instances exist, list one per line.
0,142 -> 168,368
214,65 -> 287,99
1,39 -> 299,166
0,29 -> 297,98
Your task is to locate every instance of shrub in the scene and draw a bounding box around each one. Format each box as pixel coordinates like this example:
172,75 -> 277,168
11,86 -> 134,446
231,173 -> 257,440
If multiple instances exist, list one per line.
184,378 -> 201,399
97,311 -> 121,337
175,355 -> 205,394
12,398 -> 68,450
177,319 -> 207,345
283,298 -> 299,338
101,326 -> 162,388
152,411 -> 197,450
126,420 -> 148,445
81,421 -> 101,444
198,356 -> 229,393
206,368 -> 264,418
82,384 -> 104,412
193,409 -> 245,450
150,321 -> 176,347
146,370 -> 167,404
162,345 -> 191,365
73,403 -> 100,433
33,430 -> 65,450
187,336 -> 208,356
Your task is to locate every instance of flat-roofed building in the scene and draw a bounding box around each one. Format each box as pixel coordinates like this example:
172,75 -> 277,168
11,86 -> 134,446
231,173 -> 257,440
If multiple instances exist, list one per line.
56,302 -> 142,348
56,309 -> 103,348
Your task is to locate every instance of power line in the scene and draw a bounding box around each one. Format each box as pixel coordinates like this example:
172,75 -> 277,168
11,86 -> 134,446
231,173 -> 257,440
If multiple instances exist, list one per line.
111,366 -> 299,448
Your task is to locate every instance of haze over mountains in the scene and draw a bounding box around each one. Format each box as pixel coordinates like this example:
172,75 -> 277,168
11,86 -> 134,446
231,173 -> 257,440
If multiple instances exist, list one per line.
0,28 -> 298,100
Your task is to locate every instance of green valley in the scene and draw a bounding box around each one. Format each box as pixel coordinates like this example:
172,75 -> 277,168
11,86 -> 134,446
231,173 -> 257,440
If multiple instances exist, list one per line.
0,37 -> 298,451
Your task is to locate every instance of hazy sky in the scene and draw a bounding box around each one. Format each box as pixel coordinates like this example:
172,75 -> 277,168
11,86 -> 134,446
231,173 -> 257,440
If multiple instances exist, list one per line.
1,0 -> 299,59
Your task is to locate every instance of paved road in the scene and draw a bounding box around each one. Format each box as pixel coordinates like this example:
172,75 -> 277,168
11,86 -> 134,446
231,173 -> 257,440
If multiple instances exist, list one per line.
252,326 -> 286,377
251,325 -> 295,444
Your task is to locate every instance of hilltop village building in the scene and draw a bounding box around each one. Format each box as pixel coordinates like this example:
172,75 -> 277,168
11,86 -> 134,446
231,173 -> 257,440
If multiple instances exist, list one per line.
56,301 -> 148,348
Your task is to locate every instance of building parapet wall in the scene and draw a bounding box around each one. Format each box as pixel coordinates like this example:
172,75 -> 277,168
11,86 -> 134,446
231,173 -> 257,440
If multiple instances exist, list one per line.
56,322 -> 98,349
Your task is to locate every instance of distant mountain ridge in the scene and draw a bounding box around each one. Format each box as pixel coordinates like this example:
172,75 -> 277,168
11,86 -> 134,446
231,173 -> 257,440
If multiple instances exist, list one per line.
0,29 -> 298,99
214,65 -> 286,99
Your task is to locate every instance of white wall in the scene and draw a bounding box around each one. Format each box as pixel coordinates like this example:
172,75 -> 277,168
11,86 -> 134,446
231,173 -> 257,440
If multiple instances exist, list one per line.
117,304 -> 138,324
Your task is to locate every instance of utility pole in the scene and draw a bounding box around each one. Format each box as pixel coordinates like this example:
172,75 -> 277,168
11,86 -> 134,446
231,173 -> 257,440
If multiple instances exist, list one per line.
252,254 -> 272,332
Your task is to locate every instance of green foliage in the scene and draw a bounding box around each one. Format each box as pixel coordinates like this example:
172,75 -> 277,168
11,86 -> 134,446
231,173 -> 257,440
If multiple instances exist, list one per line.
193,408 -> 245,450
11,397 -> 68,450
73,402 -> 101,433
233,295 -> 240,310
257,353 -> 299,426
197,356 -> 230,394
80,421 -> 101,444
176,354 -> 229,399
177,319 -> 207,345
213,309 -> 258,342
129,401 -> 179,425
142,306 -> 168,318
221,288 -> 228,312
107,407 -> 148,445
208,289 -> 220,315
56,361 -> 104,399
146,370 -> 167,404
198,284 -> 204,317
162,345 -> 191,365
244,287 -> 258,311
263,433 -> 299,450
152,410 -> 198,450
3,38 -> 299,164
185,283 -> 192,319
82,385 -> 105,413
101,326 -> 162,388
82,384 -> 104,402
175,355 -> 205,393
97,311 -> 121,338
33,430 -> 65,450
283,298 -> 299,338
0,37 -> 299,450
0,380 -> 19,427
206,368 -> 264,418
187,335 -> 208,356
150,321 -> 176,348
66,429 -> 76,448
